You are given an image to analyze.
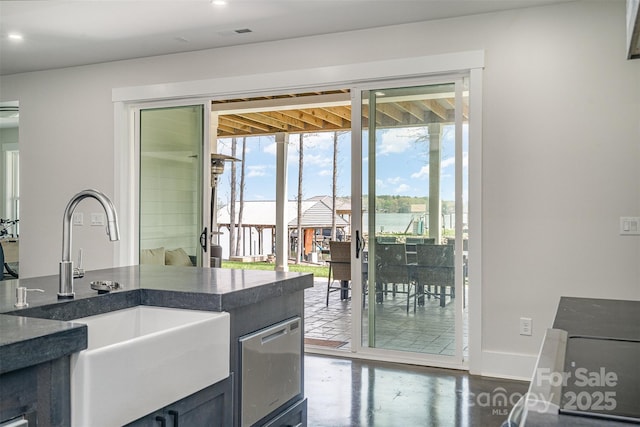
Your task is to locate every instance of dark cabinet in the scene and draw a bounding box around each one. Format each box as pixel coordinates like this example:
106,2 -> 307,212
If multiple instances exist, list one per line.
0,357 -> 70,427
263,399 -> 307,427
127,375 -> 232,427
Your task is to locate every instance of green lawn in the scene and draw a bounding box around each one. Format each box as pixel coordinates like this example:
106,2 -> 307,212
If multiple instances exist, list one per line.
221,261 -> 329,278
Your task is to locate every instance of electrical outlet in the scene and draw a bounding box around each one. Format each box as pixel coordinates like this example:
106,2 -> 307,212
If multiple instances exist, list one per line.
73,212 -> 84,226
520,317 -> 532,336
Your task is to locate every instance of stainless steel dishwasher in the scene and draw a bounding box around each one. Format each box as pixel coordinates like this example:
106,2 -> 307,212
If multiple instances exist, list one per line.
239,316 -> 302,427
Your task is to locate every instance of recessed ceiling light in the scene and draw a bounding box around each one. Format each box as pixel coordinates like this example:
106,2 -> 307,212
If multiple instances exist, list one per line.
8,33 -> 24,41
211,0 -> 227,5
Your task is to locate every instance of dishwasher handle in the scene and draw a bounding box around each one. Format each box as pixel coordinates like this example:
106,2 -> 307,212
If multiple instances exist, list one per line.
261,327 -> 287,345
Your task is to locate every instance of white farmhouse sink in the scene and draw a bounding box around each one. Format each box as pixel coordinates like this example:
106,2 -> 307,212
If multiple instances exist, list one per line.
69,306 -> 230,427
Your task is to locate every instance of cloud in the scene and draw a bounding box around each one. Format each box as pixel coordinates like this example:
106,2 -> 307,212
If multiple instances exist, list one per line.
247,165 -> 269,178
304,153 -> 331,166
216,145 -> 235,157
377,129 -> 413,155
318,169 -> 332,177
216,138 -> 252,157
263,142 -> 277,156
396,183 -> 411,193
302,133 -> 335,150
442,156 -> 455,168
411,152 -> 467,178
375,176 -> 411,194
411,165 -> 429,179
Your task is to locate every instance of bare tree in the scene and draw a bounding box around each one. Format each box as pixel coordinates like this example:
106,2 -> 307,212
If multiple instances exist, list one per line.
296,134 -> 304,264
236,136 -> 247,256
228,137 -> 237,257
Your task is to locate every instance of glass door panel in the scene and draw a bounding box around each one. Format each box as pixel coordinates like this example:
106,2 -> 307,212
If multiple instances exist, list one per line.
139,105 -> 205,266
360,81 -> 468,362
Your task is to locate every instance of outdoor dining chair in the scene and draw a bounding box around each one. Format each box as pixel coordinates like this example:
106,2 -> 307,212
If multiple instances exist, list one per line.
413,244 -> 455,308
326,241 -> 351,306
374,242 -> 410,309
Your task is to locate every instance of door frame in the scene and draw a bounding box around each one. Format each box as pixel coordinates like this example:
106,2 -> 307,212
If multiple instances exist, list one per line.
113,51 -> 484,374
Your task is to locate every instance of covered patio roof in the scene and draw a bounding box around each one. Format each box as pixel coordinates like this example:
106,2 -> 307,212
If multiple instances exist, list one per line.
212,88 -> 468,138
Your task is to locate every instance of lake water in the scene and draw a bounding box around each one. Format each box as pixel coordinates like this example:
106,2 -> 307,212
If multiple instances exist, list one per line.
364,213 -> 458,233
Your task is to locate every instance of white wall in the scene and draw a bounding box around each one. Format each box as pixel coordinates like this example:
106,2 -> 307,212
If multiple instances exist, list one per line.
0,1 -> 638,379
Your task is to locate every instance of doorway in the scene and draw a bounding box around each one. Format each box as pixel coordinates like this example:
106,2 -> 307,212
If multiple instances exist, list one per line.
210,78 -> 470,368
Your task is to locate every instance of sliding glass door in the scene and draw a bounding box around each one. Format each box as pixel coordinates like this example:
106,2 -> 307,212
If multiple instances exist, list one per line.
139,105 -> 209,267
354,79 -> 468,366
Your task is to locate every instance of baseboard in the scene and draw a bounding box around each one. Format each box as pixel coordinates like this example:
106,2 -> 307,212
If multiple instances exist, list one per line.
480,350 -> 537,381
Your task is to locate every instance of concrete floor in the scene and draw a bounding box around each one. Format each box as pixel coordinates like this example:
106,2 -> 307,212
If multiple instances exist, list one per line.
303,279 -> 509,426
305,354 -> 527,427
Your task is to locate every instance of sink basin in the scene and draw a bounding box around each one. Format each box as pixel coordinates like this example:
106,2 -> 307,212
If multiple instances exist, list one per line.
69,305 -> 230,427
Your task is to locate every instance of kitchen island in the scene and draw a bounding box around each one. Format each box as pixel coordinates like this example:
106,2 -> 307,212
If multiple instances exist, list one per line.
0,265 -> 313,426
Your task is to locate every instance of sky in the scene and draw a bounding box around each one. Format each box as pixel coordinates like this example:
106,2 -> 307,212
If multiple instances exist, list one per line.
216,124 -> 467,205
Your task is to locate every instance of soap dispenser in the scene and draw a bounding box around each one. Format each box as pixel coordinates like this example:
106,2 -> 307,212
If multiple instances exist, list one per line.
15,286 -> 44,308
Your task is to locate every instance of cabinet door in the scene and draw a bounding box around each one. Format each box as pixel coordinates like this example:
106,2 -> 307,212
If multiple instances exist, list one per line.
165,399 -> 224,426
126,377 -> 232,427
263,399 -> 307,427
125,411 -> 164,427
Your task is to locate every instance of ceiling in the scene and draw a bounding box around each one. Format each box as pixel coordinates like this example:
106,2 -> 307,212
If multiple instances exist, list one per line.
0,0 -> 571,76
0,0 -> 570,133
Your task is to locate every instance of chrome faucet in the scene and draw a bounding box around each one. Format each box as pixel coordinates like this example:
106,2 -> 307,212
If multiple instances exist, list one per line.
59,189 -> 120,299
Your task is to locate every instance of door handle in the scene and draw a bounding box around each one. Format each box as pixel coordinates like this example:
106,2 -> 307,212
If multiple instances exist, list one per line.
199,227 -> 208,252
168,410 -> 179,426
155,415 -> 166,427
355,230 -> 361,259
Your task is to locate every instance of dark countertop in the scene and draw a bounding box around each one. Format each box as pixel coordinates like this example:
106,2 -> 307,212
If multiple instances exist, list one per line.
0,315 -> 87,374
523,296 -> 640,427
0,265 -> 313,374
553,296 -> 640,340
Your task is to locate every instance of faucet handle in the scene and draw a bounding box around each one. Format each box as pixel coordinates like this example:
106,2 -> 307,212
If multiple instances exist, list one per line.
73,248 -> 85,278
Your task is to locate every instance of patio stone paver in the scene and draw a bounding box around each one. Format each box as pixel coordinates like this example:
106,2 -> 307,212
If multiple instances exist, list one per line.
304,278 -> 468,356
